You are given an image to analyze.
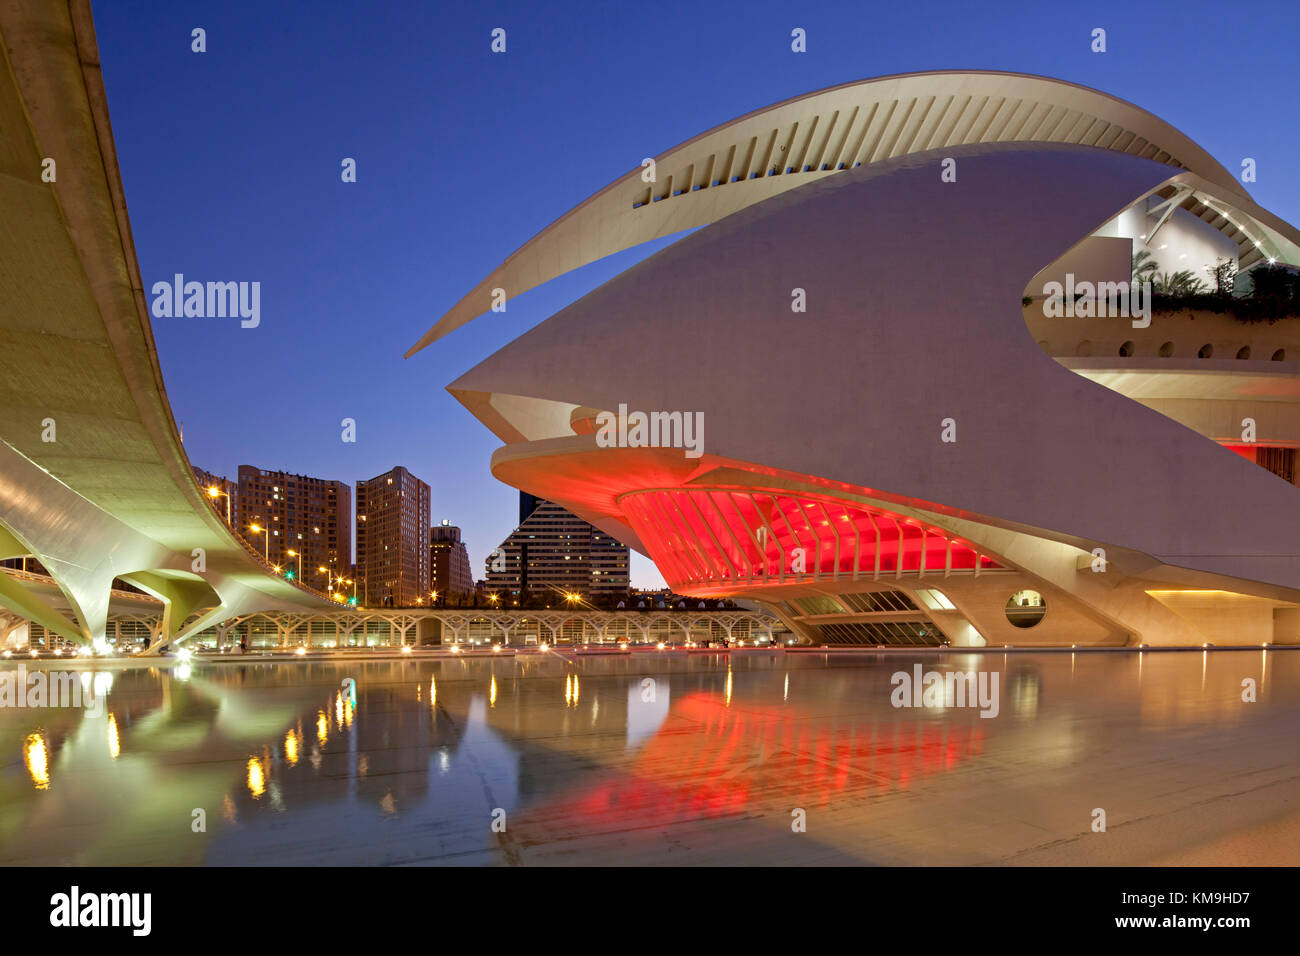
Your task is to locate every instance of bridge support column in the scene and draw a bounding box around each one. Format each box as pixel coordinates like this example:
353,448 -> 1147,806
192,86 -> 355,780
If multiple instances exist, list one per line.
121,572 -> 218,652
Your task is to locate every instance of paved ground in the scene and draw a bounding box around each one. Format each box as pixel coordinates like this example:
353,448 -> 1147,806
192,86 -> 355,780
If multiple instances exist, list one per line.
2,649 -> 1297,865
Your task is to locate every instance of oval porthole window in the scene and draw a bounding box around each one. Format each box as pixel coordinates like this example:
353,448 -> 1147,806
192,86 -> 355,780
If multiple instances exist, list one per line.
1118,341 -> 1134,357
1159,341 -> 1174,358
1237,346 -> 1251,360
1005,590 -> 1047,629
1198,343 -> 1214,358
1075,340 -> 1093,357
1273,349 -> 1286,361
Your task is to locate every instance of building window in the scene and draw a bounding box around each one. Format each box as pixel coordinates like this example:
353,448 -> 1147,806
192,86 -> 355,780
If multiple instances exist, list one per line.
1257,447 -> 1297,484
1005,590 -> 1046,629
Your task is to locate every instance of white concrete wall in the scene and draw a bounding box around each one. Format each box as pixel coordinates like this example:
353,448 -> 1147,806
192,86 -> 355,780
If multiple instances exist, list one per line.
1105,202 -> 1240,285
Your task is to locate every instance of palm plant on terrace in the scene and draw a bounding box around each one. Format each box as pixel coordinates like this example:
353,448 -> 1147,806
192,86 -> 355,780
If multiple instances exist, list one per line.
1132,250 -> 1159,285
1152,269 -> 1206,296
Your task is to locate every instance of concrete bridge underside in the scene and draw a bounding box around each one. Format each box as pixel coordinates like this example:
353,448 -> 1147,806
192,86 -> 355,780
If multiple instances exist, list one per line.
0,1 -> 335,652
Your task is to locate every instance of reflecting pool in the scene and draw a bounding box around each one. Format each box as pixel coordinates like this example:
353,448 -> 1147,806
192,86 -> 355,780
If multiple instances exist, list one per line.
2,649 -> 1298,865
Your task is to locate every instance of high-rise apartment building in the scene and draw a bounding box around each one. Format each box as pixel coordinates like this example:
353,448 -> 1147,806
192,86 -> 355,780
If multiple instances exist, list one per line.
485,494 -> 629,602
430,520 -> 474,602
237,465 -> 351,588
356,466 -> 431,607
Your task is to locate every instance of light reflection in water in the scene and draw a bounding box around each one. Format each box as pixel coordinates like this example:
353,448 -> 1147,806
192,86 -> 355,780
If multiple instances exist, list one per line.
24,732 -> 49,790
5,651 -> 1300,866
247,756 -> 265,798
564,673 -> 573,706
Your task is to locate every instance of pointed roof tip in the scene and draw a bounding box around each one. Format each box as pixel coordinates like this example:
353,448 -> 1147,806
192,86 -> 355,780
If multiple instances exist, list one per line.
407,305 -> 484,356
404,328 -> 441,358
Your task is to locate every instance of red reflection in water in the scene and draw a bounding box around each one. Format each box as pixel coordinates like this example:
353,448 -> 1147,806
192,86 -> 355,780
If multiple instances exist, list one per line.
515,692 -> 983,836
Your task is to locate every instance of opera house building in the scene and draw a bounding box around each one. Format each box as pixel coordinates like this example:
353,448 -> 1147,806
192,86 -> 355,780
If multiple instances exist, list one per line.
410,71 -> 1300,649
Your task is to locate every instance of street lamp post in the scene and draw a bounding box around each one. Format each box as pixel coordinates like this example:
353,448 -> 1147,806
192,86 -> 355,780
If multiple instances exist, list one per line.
337,577 -> 357,605
286,549 -> 302,581
249,524 -> 269,561
206,486 -> 231,524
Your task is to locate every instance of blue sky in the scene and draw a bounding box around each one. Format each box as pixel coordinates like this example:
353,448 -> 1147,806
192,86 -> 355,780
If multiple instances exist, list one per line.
93,0 -> 1298,586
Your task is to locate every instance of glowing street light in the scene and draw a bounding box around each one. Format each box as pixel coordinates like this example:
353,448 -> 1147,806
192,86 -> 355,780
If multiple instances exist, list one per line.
206,486 -> 231,524
249,523 -> 269,561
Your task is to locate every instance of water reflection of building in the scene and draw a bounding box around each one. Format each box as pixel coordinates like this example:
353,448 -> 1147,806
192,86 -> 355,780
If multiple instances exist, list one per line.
222,665 -> 483,819
478,665 -> 631,803
7,653 -> 1299,865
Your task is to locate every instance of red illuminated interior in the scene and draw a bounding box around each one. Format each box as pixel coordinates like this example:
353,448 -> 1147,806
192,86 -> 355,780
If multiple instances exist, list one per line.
620,487 -> 998,592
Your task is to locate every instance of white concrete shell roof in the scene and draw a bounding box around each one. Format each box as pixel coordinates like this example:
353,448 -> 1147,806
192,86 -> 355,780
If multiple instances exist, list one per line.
410,70 -> 1269,355
448,141 -> 1300,598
